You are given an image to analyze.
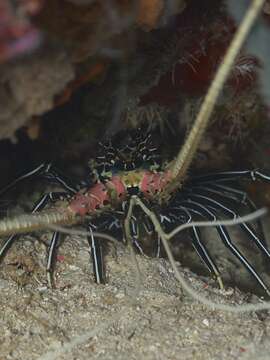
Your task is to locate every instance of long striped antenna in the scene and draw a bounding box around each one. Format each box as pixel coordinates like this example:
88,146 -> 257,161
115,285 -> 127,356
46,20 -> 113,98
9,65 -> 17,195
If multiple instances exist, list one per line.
0,208 -> 77,236
164,0 -> 265,195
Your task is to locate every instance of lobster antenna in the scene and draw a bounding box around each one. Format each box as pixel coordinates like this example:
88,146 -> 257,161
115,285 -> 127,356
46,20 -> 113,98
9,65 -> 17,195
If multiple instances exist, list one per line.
0,209 -> 77,236
166,0 -> 265,192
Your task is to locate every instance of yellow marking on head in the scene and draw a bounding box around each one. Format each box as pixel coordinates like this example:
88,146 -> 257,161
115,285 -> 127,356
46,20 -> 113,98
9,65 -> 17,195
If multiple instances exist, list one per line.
121,170 -> 144,188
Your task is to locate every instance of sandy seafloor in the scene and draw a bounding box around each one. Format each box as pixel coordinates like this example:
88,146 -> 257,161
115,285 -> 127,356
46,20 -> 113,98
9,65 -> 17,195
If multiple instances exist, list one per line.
0,231 -> 270,360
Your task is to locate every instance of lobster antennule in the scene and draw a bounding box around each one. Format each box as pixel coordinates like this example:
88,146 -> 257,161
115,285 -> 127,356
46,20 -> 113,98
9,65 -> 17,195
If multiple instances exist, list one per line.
0,208 -> 77,236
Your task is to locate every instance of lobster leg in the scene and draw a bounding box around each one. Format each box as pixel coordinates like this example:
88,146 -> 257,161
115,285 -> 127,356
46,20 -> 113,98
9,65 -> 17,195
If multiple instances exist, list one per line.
42,166 -> 78,194
193,183 -> 267,247
158,202 -> 222,285
130,215 -> 144,255
0,192 -> 68,289
46,231 -> 60,288
87,224 -> 105,284
177,205 -> 222,287
0,162 -> 77,196
190,225 -> 223,288
180,199 -> 270,296
142,214 -> 161,257
188,191 -> 270,261
0,192 -> 63,262
189,169 -> 270,185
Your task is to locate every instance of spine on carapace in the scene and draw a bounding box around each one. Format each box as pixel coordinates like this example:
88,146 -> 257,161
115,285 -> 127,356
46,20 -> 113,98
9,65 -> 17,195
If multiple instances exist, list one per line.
0,208 -> 77,236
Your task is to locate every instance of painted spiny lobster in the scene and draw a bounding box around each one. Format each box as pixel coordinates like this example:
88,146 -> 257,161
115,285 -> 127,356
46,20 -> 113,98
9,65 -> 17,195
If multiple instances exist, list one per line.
0,128 -> 270,294
0,0 -> 269,295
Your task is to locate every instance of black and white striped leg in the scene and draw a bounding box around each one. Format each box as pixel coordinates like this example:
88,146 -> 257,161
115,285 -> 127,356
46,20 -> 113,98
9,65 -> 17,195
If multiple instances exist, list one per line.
130,215 -> 145,255
46,231 -> 60,288
0,192 -> 64,264
181,199 -> 270,296
193,183 -> 267,246
190,226 -> 223,288
156,235 -> 161,258
87,225 -> 105,284
0,163 -> 49,196
142,214 -> 160,256
0,162 -> 77,196
189,169 -> 270,185
191,183 -> 251,206
157,206 -> 190,258
178,206 -> 223,288
188,191 -> 270,262
0,234 -> 18,263
42,167 -> 78,194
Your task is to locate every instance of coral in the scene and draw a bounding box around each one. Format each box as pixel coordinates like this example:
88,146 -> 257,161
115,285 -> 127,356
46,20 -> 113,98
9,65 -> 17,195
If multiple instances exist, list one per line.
0,0 -> 187,142
136,0 -> 186,30
136,0 -> 165,30
0,0 -> 43,64
0,46 -> 74,139
141,6 -> 261,105
36,0 -> 186,62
